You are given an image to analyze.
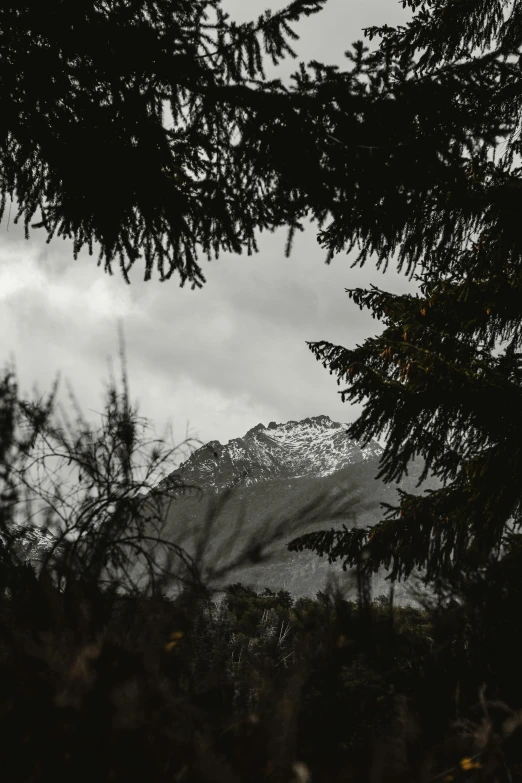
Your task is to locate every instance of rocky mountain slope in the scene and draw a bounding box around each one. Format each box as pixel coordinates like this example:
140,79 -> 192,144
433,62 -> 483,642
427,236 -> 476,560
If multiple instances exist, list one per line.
144,415 -> 442,602
155,415 -> 384,494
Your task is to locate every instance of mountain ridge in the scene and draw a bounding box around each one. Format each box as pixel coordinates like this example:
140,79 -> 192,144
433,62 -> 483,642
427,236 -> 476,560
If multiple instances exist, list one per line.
152,414 -> 386,498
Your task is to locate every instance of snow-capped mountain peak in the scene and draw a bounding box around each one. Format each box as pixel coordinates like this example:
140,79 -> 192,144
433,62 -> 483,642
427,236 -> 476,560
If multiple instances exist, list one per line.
154,415 -> 383,497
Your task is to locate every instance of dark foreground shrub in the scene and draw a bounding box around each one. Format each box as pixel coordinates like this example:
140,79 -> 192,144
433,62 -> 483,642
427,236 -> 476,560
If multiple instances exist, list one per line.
0,342 -> 521,783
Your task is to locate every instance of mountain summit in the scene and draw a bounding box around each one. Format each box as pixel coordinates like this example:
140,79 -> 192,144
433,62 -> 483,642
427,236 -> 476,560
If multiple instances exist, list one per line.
146,415 -> 440,601
154,414 -> 384,498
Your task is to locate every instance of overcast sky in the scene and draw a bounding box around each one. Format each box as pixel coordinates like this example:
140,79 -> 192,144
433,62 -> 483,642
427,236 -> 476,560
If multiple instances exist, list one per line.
1,0 -> 418,475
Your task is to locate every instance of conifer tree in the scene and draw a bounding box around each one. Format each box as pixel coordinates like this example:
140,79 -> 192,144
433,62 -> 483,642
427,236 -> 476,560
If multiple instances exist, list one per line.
287,0 -> 522,588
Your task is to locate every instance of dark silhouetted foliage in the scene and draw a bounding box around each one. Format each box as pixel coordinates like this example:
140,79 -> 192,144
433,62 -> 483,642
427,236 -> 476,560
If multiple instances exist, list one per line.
4,0 -> 522,780
1,0 -> 328,287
